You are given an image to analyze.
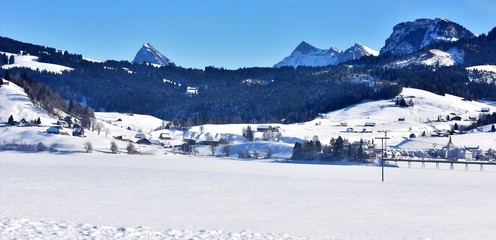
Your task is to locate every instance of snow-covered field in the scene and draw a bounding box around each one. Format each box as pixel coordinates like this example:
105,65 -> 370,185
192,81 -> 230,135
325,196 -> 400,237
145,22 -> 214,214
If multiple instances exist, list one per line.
1,52 -> 73,74
1,152 -> 496,239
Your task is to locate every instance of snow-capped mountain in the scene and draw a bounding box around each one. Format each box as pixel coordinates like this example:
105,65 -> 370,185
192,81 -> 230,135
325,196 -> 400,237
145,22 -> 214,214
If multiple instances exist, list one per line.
380,18 -> 474,56
132,43 -> 175,66
274,42 -> 378,68
274,41 -> 341,68
339,43 -> 379,63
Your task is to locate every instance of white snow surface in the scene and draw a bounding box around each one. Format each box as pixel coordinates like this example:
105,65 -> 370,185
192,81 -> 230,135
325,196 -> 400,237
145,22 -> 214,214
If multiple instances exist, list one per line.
1,52 -> 73,74
0,218 -> 295,240
1,152 -> 496,239
467,65 -> 496,73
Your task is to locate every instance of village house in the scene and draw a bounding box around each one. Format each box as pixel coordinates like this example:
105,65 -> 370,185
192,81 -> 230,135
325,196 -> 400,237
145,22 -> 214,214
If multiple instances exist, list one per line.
72,127 -> 85,137
364,122 -> 376,127
134,133 -> 147,139
46,125 -> 68,135
200,138 -> 229,146
257,125 -> 281,132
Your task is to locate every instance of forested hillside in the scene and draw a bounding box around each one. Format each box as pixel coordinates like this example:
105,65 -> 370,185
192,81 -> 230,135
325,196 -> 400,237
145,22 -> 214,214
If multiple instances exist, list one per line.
2,28 -> 496,126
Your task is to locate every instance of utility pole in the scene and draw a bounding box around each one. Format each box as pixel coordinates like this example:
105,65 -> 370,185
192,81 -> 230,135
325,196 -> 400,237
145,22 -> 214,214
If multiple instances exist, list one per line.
375,131 -> 390,182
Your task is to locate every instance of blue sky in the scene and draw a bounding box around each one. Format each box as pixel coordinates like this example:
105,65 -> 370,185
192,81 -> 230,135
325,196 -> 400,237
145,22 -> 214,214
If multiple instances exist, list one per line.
1,0 -> 495,69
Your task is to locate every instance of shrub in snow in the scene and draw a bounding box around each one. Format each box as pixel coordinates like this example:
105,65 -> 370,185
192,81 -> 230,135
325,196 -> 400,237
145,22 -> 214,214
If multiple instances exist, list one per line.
222,144 -> 230,157
265,147 -> 273,159
84,141 -> 93,153
36,142 -> 47,152
110,141 -> 118,154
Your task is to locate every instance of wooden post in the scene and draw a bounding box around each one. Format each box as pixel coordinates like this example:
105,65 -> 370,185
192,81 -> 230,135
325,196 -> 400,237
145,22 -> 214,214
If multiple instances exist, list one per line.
375,131 -> 390,182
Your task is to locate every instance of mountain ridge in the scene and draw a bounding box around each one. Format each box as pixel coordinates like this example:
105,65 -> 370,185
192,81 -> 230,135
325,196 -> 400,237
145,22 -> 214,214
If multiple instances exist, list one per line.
274,42 -> 377,68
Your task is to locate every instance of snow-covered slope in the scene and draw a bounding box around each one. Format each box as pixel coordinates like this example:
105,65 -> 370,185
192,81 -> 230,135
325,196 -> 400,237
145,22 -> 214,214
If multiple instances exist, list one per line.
467,65 -> 496,85
387,47 -> 464,68
467,65 -> 496,73
380,18 -> 474,55
94,112 -> 166,134
1,52 -> 73,74
0,80 -> 57,124
132,43 -> 174,66
3,79 -> 496,156
274,42 -> 378,68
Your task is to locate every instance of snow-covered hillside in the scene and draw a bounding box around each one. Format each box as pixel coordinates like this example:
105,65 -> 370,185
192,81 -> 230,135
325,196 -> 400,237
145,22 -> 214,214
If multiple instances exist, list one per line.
467,65 -> 496,84
2,80 -> 496,156
274,42 -> 378,68
387,47 -> 464,68
95,112 -> 166,134
3,79 -> 496,239
380,18 -> 474,55
1,52 -> 73,74
0,80 -> 57,124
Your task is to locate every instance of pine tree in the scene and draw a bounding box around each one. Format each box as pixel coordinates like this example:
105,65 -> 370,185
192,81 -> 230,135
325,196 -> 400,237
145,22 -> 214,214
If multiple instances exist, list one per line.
3,69 -> 10,81
8,115 -> 15,126
357,139 -> 365,162
333,136 -> 344,159
246,126 -> 254,141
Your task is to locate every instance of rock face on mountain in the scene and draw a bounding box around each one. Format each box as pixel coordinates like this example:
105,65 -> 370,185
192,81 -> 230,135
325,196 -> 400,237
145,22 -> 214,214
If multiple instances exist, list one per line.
132,43 -> 175,66
380,18 -> 475,56
274,42 -> 378,68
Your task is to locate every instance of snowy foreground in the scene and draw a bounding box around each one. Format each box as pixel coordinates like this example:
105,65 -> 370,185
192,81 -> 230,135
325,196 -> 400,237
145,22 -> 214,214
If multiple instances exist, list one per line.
1,152 -> 496,239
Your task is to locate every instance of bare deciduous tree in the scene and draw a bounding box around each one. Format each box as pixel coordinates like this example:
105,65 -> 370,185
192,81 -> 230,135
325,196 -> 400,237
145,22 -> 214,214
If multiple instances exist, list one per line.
104,127 -> 111,138
95,122 -> 104,135
126,142 -> 135,154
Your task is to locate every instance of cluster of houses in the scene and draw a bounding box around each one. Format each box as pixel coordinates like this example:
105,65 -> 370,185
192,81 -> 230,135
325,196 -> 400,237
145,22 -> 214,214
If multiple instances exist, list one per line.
384,137 -> 494,161
46,118 -> 85,137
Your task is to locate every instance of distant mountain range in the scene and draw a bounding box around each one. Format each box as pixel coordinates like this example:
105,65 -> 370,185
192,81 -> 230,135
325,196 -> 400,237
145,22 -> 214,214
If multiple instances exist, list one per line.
275,18 -> 476,68
129,18 -> 478,68
274,42 -> 378,68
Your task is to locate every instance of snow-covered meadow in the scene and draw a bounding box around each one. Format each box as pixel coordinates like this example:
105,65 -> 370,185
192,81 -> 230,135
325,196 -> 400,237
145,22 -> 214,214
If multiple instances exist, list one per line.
1,52 -> 73,74
1,151 -> 496,239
